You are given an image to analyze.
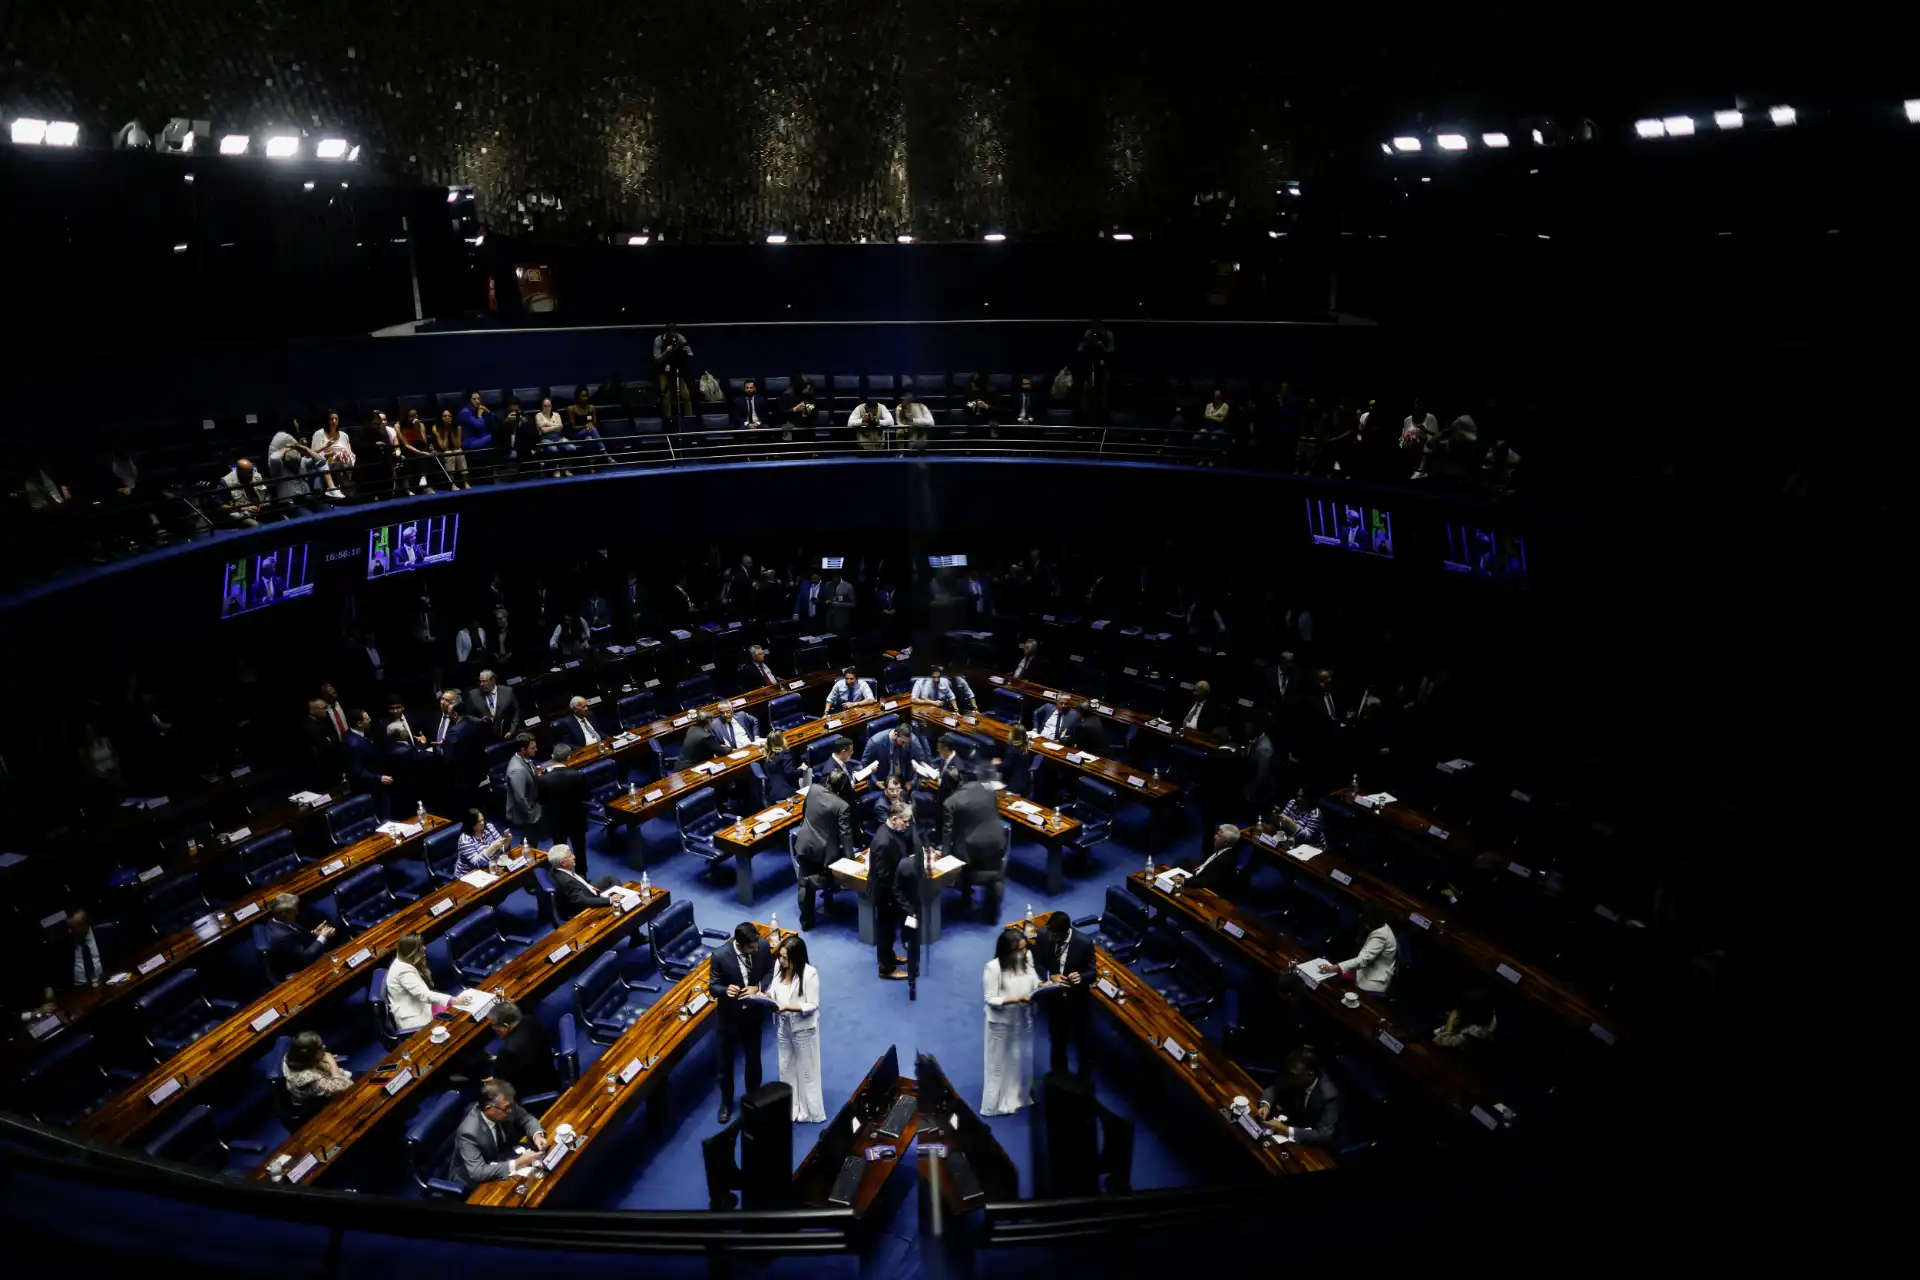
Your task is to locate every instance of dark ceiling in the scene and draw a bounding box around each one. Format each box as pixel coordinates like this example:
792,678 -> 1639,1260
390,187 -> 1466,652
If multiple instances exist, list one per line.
3,2 -> 1907,243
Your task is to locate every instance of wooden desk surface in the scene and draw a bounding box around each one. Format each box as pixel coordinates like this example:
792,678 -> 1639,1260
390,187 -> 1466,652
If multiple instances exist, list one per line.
980,671 -> 1229,752
46,815 -> 452,1036
147,788 -> 348,888
530,669 -> 839,773
828,848 -> 971,895
1019,911 -> 1333,1176
250,883 -> 670,1185
911,708 -> 1180,803
793,1057 -> 917,1217
1328,787 -> 1591,914
1135,871 -> 1513,1130
720,782 -> 1073,857
466,922 -> 783,1208
912,1060 -> 1019,1212
72,838 -> 520,1147
1245,822 -> 1626,1047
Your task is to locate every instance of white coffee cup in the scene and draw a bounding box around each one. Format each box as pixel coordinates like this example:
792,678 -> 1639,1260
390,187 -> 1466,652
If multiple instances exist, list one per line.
554,1123 -> 576,1146
1230,1095 -> 1250,1118
1341,991 -> 1361,1009
429,1025 -> 451,1043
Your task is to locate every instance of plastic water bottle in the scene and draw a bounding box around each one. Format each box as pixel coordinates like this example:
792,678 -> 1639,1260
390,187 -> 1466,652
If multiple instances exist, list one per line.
769,911 -> 779,935
629,781 -> 638,797
1145,854 -> 1155,879
640,870 -> 651,896
1350,773 -> 1360,802
417,800 -> 426,819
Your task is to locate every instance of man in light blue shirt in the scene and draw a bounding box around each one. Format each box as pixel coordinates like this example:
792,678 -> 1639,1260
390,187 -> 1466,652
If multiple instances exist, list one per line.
824,667 -> 876,714
912,664 -> 957,710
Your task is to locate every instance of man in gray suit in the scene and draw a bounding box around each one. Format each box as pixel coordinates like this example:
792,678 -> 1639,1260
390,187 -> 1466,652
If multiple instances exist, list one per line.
792,769 -> 856,930
504,732 -> 546,846
942,771 -> 1008,919
454,1079 -> 548,1186
466,669 -> 523,739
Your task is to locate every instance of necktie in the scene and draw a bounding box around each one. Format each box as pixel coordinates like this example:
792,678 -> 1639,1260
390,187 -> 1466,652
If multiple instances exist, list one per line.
581,716 -> 598,744
717,720 -> 733,750
1325,695 -> 1335,719
759,663 -> 773,686
79,937 -> 96,983
329,704 -> 346,737
1186,702 -> 1200,728
488,692 -> 497,716
438,716 -> 449,742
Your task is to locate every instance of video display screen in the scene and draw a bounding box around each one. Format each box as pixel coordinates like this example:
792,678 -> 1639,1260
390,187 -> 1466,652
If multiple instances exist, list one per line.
367,515 -> 459,578
927,554 -> 969,568
1305,498 -> 1393,558
820,556 -> 845,570
1443,523 -> 1529,586
220,544 -> 313,618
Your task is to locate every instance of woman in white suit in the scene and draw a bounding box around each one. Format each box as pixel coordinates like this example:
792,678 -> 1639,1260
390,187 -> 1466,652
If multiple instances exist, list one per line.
981,927 -> 1043,1116
385,933 -> 453,1034
770,934 -> 825,1122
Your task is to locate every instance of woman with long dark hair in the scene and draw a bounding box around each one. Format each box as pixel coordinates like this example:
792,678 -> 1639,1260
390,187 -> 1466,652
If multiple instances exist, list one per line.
770,934 -> 825,1121
981,926 -> 1041,1115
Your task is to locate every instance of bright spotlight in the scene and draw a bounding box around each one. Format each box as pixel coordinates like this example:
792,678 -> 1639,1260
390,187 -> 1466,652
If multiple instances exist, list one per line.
1379,142 -> 1392,155
315,138 -> 348,159
1907,100 -> 1920,123
264,135 -> 299,158
1436,133 -> 1468,150
1482,132 -> 1510,148
1714,110 -> 1744,130
346,145 -> 360,161
44,121 -> 80,147
172,242 -> 189,254
302,180 -> 314,191
219,134 -> 250,155
1110,232 -> 1134,241
1662,115 -> 1695,136
765,233 -> 788,244
896,234 -> 913,243
1391,136 -> 1421,152
10,119 -> 47,145
627,234 -> 650,246
1634,119 -> 1665,139
1531,128 -> 1544,145
1769,105 -> 1795,126
983,232 -> 1006,242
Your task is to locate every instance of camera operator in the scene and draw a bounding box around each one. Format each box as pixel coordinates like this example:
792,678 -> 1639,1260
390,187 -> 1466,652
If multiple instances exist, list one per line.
652,322 -> 696,421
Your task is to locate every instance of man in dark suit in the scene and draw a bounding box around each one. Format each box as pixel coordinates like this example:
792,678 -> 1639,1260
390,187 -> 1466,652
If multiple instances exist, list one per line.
1031,693 -> 1078,742
708,921 -> 774,1124
819,734 -> 858,790
381,723 -> 430,817
1033,910 -> 1095,1076
1183,824 -> 1245,897
582,594 -> 615,644
678,709 -> 720,766
738,644 -> 781,692
303,696 -> 344,792
620,570 -> 649,637
551,696 -> 605,753
792,770 -> 855,930
344,710 -> 394,818
943,772 -> 1007,920
454,1080 -> 548,1187
932,733 -> 971,805
861,723 -> 931,790
1174,679 -> 1225,735
546,845 -> 608,918
1009,637 -> 1042,683
869,801 -> 918,981
892,831 -> 936,1001
538,745 -> 591,873
731,380 -> 773,430
1066,700 -> 1112,758
261,892 -> 336,981
1255,1047 -> 1343,1147
709,706 -> 759,754
485,1000 -> 557,1097
467,670 -> 523,739
440,700 -> 488,815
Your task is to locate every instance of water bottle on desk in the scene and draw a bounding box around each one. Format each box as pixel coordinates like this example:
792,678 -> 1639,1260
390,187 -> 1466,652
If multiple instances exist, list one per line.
769,911 -> 779,936
1144,854 -> 1154,879
640,870 -> 652,897
417,800 -> 426,820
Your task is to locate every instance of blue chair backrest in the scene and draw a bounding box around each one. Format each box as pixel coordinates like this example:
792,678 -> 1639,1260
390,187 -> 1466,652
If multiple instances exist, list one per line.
676,789 -> 717,833
531,867 -> 558,929
572,952 -> 621,1018
859,712 -> 899,743
554,1012 -> 581,1086
24,1031 -> 102,1101
404,1089 -> 467,1187
882,662 -> 911,693
241,830 -> 300,885
579,759 -> 620,801
618,691 -> 658,726
328,794 -> 376,844
132,968 -> 202,1023
144,872 -> 207,926
1105,885 -> 1151,935
767,693 -> 803,727
423,826 -> 462,881
649,899 -> 695,955
368,966 -> 396,1037
806,739 -> 840,770
1076,777 -> 1120,814
676,674 -> 713,709
1175,931 -> 1227,988
332,864 -> 386,915
143,1103 -> 222,1166
443,906 -> 500,960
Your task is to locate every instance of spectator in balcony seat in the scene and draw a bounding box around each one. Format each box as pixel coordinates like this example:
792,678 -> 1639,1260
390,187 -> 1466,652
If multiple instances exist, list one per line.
733,379 -> 773,431
782,377 -> 818,438
850,398 -> 892,451
397,408 -> 436,491
653,323 -> 696,419
458,391 -> 497,478
1401,397 -> 1440,479
216,457 -> 273,526
271,421 -> 340,501
566,387 -> 606,468
895,389 -> 934,450
1198,388 -> 1231,445
961,377 -> 997,437
500,401 -> 537,474
432,409 -> 470,491
1007,376 -> 1039,429
311,411 -> 357,494
1077,319 -> 1115,422
534,397 -> 577,475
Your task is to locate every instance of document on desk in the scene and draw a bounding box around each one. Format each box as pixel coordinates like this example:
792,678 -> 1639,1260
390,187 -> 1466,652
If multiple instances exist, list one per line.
1009,800 -> 1043,817
912,760 -> 941,780
829,858 -> 868,878
931,854 -> 965,876
378,821 -> 424,839
1287,844 -> 1323,862
458,869 -> 499,889
451,989 -> 498,1021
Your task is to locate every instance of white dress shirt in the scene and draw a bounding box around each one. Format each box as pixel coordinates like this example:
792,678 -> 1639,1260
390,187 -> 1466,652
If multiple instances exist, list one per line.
896,402 -> 934,428
1183,699 -> 1206,730
847,405 -> 895,428
69,928 -> 104,986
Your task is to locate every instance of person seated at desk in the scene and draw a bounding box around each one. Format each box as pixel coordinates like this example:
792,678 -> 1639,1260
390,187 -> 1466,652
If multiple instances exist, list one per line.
824,667 -> 877,714
37,907 -> 111,1009
263,893 -> 337,980
548,845 -> 611,919
386,933 -> 454,1035
1254,1047 -> 1343,1147
679,709 -> 721,767
486,1000 -> 557,1097
1277,786 -> 1325,846
1433,987 -> 1498,1055
455,808 -> 512,875
455,1079 -> 549,1187
862,723 -> 933,790
759,729 -> 803,803
1175,679 -> 1222,735
913,663 -> 959,709
1066,699 -> 1111,757
1032,693 -> 1078,743
552,695 -> 604,752
1182,824 -> 1243,896
1307,902 -> 1397,994
1009,638 -> 1042,682
995,726 -> 1035,795
740,644 -> 782,691
281,1030 -> 354,1105
711,704 -> 759,754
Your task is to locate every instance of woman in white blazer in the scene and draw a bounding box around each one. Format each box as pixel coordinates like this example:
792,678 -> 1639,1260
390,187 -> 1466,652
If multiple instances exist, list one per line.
1335,904 -> 1398,994
981,927 -> 1043,1116
769,934 -> 825,1122
385,933 -> 453,1033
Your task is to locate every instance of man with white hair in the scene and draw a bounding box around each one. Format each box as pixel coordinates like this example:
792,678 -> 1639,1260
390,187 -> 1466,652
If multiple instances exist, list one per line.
1181,825 -> 1243,897
466,670 -> 523,739
546,845 -> 611,919
553,695 -> 603,752
738,644 -> 781,691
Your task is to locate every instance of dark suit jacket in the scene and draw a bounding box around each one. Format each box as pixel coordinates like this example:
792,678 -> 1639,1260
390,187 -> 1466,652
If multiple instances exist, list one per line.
381,740 -> 430,813
731,394 -> 774,429
892,844 -> 936,919
860,733 -> 931,785
1174,698 -> 1226,735
304,717 -> 344,790
538,767 -> 589,837
1187,844 -> 1243,896
1260,1070 -> 1343,1146
707,937 -> 774,1027
759,750 -> 803,803
679,722 -> 719,766
1031,704 -> 1079,742
489,1018 -> 557,1096
550,865 -> 608,919
942,782 -> 1006,870
793,787 -> 855,872
442,718 -> 488,792
996,747 -> 1035,796
737,659 -> 783,692
1032,926 -> 1096,998
1067,713 -> 1112,758
868,822 -> 919,913
344,731 -> 385,791
551,713 -> 604,753
467,685 -> 523,738
454,1100 -> 543,1186
262,917 -> 327,980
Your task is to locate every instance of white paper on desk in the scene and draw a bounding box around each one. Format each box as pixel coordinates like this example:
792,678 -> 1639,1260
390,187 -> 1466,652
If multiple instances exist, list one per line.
39,909 -> 67,927
1153,870 -> 1189,894
452,989 -> 498,1021
829,858 -> 867,877
1297,958 -> 1338,986
1009,800 -> 1043,816
671,629 -> 692,640
459,869 -> 498,889
106,971 -> 132,985
1359,792 -> 1398,808
1288,844 -> 1323,863
644,789 -> 665,802
985,780 -> 1006,791
1038,740 -> 1063,751
138,865 -> 164,883
1437,758 -> 1476,774
912,760 -> 940,780
378,821 -> 423,839
728,749 -> 753,761
931,854 -> 965,876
